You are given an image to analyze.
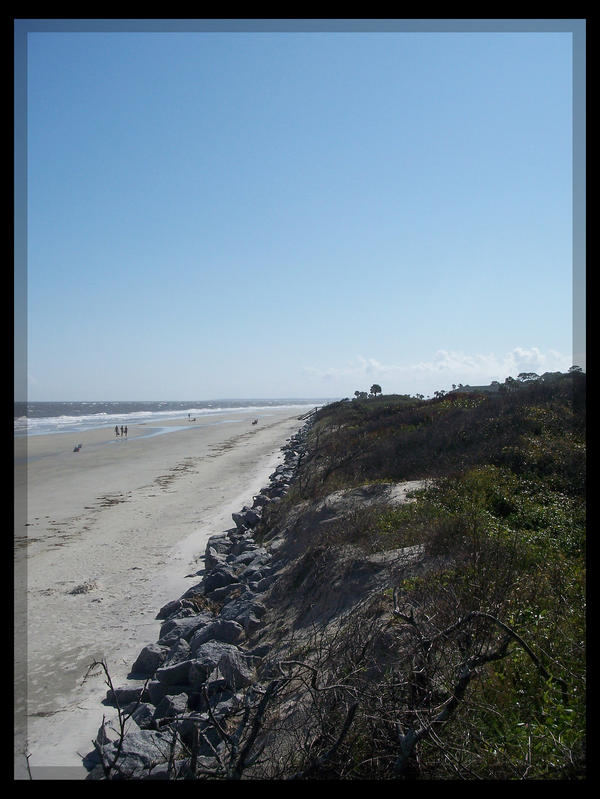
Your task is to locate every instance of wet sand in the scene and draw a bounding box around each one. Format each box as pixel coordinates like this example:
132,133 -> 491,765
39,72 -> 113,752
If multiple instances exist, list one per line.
14,408 -> 309,779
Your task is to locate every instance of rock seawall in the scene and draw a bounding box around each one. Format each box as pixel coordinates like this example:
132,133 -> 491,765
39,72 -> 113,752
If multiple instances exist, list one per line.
84,414 -> 315,779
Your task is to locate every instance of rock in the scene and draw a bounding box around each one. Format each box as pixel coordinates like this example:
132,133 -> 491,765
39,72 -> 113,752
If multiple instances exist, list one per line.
172,713 -> 221,751
205,582 -> 244,602
130,643 -> 169,676
180,583 -> 205,600
204,534 -> 232,569
252,575 -> 275,593
188,642 -> 241,687
156,599 -> 183,620
242,569 -> 264,586
231,511 -> 249,531
238,553 -> 271,577
231,505 -> 261,529
204,546 -> 227,570
218,648 -> 257,690
105,685 -> 148,707
220,593 -> 266,623
229,538 -> 257,557
95,719 -> 124,747
230,549 -> 262,567
189,619 -> 245,651
92,729 -> 177,778
146,680 -> 190,706
155,659 -> 193,686
202,666 -> 230,696
252,494 -> 271,508
163,637 -> 191,667
205,532 -> 231,550
201,565 -> 238,594
156,598 -> 201,622
209,690 -> 243,718
130,702 -> 156,730
159,612 -> 213,642
157,629 -> 186,648
153,692 -> 189,721
240,612 -> 263,636
241,506 -> 261,527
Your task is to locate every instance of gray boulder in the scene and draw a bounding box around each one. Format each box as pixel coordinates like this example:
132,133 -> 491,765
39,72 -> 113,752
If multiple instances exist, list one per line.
240,612 -> 264,636
155,659 -> 193,686
205,582 -> 243,602
146,680 -> 190,707
163,636 -> 191,667
129,702 -> 156,730
230,549 -> 262,567
220,593 -> 266,623
202,564 -> 238,594
252,494 -> 271,508
188,642 -> 241,687
241,506 -> 261,527
172,713 -> 221,751
153,692 -> 189,721
105,685 -> 148,707
231,511 -> 249,531
229,537 -> 257,557
95,719 -> 127,748
156,599 -> 183,620
205,689 -> 243,718
180,583 -> 205,600
252,575 -> 275,593
159,612 -> 213,642
93,729 -> 177,778
204,534 -> 232,570
189,619 -> 245,651
130,643 -> 169,676
204,546 -> 227,570
218,648 -> 257,690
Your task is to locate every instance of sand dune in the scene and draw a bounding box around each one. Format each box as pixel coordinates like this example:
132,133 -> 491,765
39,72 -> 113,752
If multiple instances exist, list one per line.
14,408 -> 307,779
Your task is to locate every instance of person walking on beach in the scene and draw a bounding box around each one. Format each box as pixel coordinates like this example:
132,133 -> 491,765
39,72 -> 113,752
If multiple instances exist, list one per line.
124,425 -> 128,437
115,425 -> 119,437
120,425 -> 124,436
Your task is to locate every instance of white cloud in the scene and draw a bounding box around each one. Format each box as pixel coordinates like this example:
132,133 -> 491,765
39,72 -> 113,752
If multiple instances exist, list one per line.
302,347 -> 572,396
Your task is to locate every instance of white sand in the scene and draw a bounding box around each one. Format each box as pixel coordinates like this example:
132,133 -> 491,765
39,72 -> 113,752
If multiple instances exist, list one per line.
14,408 -> 309,779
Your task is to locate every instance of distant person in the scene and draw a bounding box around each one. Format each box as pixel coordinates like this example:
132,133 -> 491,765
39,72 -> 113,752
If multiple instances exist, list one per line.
120,425 -> 124,436
115,425 -> 120,437
124,426 -> 128,437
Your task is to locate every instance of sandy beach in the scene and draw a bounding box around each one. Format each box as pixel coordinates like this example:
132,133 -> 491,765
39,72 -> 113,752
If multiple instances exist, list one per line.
14,407 -> 309,779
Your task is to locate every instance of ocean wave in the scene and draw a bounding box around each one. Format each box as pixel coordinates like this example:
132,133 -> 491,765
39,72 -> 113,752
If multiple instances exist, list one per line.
13,401 -> 323,436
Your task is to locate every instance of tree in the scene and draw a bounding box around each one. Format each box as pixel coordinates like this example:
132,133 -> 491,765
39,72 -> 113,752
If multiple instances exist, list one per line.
517,372 -> 540,382
568,365 -> 583,373
502,376 -> 519,393
370,384 -> 382,397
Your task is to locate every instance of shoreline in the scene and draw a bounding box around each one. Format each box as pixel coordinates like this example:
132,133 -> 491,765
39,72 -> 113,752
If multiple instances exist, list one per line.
15,408 -> 307,779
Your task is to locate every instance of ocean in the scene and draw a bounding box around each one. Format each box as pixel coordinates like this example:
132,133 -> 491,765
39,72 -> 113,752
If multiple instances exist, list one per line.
14,399 -> 328,437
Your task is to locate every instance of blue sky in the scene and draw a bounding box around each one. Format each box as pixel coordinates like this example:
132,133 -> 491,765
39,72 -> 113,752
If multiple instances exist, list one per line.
17,21 -> 584,400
